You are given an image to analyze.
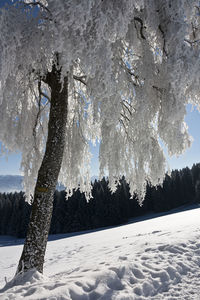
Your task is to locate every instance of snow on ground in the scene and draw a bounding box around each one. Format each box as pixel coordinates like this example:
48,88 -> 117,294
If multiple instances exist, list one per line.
1,206 -> 200,299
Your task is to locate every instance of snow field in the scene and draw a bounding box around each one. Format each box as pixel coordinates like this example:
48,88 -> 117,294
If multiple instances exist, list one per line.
1,206 -> 200,299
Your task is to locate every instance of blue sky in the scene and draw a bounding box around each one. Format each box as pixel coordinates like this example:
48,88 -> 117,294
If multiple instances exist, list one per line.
165,104 -> 200,170
0,145 -> 100,176
0,104 -> 200,176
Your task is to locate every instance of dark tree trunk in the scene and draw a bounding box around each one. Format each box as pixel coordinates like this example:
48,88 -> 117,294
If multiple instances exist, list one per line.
16,66 -> 68,274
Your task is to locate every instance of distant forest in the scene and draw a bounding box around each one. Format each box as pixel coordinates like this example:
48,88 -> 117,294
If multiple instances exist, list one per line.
0,163 -> 200,238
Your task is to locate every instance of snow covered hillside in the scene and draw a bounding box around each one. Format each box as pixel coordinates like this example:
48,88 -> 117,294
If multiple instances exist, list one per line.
1,206 -> 200,299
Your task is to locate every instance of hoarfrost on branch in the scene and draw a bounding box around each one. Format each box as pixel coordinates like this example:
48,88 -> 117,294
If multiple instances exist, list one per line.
0,0 -> 200,203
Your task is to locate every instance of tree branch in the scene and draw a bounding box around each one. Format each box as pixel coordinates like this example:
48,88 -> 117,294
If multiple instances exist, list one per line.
40,91 -> 51,102
121,101 -> 133,116
134,17 -> 146,40
158,24 -> 168,57
23,1 -> 52,17
73,75 -> 87,85
184,39 -> 200,46
120,112 -> 130,122
120,59 -> 140,87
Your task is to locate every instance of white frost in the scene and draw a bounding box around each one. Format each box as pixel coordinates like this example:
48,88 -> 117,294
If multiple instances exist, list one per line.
0,0 -> 199,201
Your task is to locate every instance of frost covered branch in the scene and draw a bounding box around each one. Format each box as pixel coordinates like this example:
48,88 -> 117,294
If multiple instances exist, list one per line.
0,0 -> 199,202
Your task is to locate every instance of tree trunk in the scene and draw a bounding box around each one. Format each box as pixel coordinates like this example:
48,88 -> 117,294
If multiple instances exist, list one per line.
16,67 -> 68,274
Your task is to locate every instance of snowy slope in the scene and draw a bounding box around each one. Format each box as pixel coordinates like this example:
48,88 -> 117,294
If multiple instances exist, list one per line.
1,206 -> 200,299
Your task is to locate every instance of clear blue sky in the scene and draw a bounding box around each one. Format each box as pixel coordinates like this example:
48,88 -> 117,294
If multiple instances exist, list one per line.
165,104 -> 200,170
0,104 -> 200,176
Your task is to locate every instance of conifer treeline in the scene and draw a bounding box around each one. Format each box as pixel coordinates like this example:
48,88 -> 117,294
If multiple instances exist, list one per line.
0,164 -> 200,238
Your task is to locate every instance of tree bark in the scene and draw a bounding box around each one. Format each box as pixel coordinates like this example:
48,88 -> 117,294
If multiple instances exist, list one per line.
16,66 -> 68,274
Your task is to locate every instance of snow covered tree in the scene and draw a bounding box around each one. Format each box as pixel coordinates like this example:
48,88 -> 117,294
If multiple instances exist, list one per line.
1,0 -> 200,275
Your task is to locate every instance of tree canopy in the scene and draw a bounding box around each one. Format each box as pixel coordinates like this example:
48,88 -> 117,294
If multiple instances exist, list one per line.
0,0 -> 200,202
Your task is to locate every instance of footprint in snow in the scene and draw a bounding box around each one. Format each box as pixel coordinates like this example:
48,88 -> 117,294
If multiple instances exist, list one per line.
131,267 -> 145,279
151,230 -> 161,234
118,256 -> 127,261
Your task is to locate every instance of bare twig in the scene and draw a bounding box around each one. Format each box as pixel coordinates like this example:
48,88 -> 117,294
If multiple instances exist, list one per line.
195,5 -> 200,15
184,38 -> 200,46
40,91 -> 51,102
134,17 -> 146,40
73,75 -> 87,86
23,1 -> 52,17
158,24 -> 168,57
120,59 -> 140,87
120,112 -> 130,122
191,22 -> 197,40
127,69 -> 141,86
32,79 -> 50,152
121,101 -> 133,116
